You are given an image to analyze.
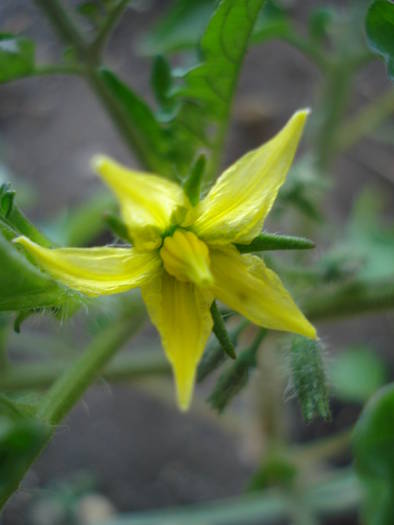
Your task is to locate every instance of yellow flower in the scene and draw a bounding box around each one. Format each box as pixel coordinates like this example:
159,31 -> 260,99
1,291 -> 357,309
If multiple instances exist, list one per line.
14,110 -> 316,410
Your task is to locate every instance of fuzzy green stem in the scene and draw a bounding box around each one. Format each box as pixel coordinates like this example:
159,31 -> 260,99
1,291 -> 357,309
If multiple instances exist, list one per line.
0,352 -> 168,392
36,311 -> 144,424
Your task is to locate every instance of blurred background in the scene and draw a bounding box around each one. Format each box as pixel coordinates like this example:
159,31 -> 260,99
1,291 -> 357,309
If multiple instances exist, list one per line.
0,0 -> 393,524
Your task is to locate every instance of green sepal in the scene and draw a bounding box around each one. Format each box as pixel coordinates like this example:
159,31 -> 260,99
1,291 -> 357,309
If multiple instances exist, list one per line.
210,301 -> 236,359
208,329 -> 266,413
0,184 -> 52,247
235,232 -> 315,253
197,320 -> 247,383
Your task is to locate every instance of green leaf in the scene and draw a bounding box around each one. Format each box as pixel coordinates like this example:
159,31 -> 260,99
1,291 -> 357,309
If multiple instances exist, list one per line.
330,346 -> 387,403
151,55 -> 176,114
100,68 -> 193,178
180,0 -> 264,121
0,233 -> 79,312
252,0 -> 290,42
308,7 -> 334,43
290,337 -> 330,422
353,384 -> 394,524
249,455 -> 297,492
171,0 -> 264,180
344,189 -> 394,280
0,34 -> 35,83
139,0 -> 215,55
366,0 -> 394,80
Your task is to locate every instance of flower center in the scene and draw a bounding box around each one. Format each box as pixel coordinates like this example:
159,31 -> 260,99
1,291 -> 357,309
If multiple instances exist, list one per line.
160,229 -> 213,287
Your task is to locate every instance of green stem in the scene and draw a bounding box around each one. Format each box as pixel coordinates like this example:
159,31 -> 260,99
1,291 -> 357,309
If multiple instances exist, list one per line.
0,310 -> 144,510
336,88 -> 394,152
90,0 -> 132,60
33,0 -> 88,57
36,311 -> 144,424
34,0 -> 153,167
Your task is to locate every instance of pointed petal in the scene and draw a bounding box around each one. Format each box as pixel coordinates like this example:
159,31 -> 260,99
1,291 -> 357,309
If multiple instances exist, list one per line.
210,246 -> 316,339
92,155 -> 189,249
14,236 -> 161,296
142,272 -> 213,410
192,110 -> 309,244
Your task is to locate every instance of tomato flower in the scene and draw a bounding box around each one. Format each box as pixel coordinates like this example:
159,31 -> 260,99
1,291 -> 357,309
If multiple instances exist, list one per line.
14,110 -> 316,410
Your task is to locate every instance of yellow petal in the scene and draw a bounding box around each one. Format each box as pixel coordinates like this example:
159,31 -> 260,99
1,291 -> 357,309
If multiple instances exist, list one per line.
142,272 -> 213,410
210,245 -> 316,339
14,236 -> 161,296
92,155 -> 189,250
192,110 -> 309,244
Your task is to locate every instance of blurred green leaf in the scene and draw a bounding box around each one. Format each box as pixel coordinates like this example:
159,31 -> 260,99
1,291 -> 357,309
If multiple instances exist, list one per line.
140,0 -> 215,55
344,189 -> 394,280
252,0 -> 290,42
0,34 -> 35,83
77,1 -> 102,24
151,55 -> 175,113
179,0 -> 264,122
249,455 -> 297,492
141,0 -> 292,55
290,337 -> 330,422
100,69 -> 192,178
366,0 -> 394,80
308,7 -> 334,43
171,0 -> 264,180
353,384 -> 394,525
330,346 -> 387,403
